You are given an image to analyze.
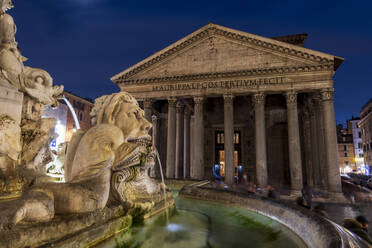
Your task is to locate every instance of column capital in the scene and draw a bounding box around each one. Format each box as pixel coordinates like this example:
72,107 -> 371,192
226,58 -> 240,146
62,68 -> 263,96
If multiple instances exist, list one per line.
176,101 -> 184,113
184,108 -> 192,116
320,88 -> 334,102
285,91 -> 298,105
253,92 -> 265,106
151,114 -> 158,122
168,97 -> 177,107
223,94 -> 234,104
193,96 -> 205,105
143,98 -> 153,108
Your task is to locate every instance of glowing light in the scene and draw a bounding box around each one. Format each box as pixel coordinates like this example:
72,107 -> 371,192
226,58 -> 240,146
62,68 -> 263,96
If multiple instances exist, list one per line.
72,128 -> 77,133
166,223 -> 186,232
50,121 -> 66,151
342,165 -> 352,174
355,157 -> 364,163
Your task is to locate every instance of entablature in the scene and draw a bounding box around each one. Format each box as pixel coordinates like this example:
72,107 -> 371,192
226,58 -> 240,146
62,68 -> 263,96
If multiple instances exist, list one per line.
120,71 -> 334,100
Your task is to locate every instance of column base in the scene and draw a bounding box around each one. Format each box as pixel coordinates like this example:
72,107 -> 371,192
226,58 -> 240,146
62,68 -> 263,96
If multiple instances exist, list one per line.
325,192 -> 348,203
277,190 -> 302,201
310,192 -> 349,204
286,190 -> 302,199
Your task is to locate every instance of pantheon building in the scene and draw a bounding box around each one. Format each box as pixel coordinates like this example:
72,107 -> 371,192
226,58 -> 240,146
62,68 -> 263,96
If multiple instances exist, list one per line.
111,24 -> 344,194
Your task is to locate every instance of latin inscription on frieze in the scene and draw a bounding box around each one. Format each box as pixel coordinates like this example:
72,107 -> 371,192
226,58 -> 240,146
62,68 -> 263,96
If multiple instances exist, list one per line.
152,77 -> 285,92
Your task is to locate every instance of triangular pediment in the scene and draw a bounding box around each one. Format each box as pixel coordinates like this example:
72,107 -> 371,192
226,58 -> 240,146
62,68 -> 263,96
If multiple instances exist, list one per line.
112,23 -> 342,84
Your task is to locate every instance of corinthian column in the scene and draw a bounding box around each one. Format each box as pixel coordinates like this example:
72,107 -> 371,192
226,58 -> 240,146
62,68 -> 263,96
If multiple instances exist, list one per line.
183,108 -> 191,179
285,91 -> 303,192
166,98 -> 177,179
143,99 -> 153,122
303,108 -> 314,187
191,96 -> 204,180
224,94 -> 235,185
253,92 -> 268,188
175,101 -> 184,179
320,88 -> 342,193
313,96 -> 328,190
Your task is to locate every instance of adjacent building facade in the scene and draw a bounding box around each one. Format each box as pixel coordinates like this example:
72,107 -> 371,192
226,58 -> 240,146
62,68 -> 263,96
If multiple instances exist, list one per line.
360,98 -> 372,173
63,91 -> 93,142
43,90 -> 93,149
337,124 -> 356,173
348,118 -> 366,173
112,23 -> 344,194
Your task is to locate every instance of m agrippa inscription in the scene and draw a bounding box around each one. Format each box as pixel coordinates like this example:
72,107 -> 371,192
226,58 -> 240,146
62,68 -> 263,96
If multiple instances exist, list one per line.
152,77 -> 285,92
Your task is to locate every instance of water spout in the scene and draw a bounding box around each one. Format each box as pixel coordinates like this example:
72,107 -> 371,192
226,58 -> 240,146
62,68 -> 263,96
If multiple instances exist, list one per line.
154,148 -> 169,223
59,95 -> 80,130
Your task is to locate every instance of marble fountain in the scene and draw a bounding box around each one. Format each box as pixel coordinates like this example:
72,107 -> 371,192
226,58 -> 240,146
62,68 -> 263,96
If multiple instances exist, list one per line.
0,2 -> 368,247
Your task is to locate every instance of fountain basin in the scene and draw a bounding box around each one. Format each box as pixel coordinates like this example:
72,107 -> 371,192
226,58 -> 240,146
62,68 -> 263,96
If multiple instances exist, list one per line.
179,185 -> 364,248
99,193 -> 307,248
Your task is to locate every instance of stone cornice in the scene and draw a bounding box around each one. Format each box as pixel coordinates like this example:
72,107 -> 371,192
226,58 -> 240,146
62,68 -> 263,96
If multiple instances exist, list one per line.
117,63 -> 334,86
359,111 -> 372,126
112,23 -> 339,83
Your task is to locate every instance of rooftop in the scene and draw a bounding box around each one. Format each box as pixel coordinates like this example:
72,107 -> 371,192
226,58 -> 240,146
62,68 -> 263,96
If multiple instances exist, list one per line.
361,97 -> 372,112
64,90 -> 94,104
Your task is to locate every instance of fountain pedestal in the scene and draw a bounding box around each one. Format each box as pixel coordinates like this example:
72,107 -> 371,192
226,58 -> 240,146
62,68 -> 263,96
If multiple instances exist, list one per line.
0,83 -> 23,124
0,83 -> 24,199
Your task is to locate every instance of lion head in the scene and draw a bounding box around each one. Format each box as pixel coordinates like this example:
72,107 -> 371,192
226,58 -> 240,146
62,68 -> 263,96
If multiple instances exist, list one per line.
91,92 -> 152,142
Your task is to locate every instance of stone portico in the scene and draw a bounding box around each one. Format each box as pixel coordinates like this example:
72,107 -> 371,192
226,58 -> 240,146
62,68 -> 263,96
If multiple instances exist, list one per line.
112,23 -> 344,194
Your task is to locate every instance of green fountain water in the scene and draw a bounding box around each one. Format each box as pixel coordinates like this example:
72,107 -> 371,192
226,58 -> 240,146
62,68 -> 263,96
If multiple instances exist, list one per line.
97,193 -> 306,248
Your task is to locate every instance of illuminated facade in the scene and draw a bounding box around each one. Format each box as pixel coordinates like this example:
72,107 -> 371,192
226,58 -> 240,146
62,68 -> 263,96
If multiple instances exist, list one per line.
337,124 -> 356,173
112,23 -> 345,193
348,118 -> 366,174
360,98 -> 372,174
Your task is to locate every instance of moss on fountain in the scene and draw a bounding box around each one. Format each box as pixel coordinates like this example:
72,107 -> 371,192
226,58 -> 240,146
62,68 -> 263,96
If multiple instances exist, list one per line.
228,210 -> 282,242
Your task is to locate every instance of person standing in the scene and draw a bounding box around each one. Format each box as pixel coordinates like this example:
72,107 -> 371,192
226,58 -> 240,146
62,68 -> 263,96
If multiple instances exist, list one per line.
343,215 -> 372,245
301,186 -> 313,209
267,185 -> 280,199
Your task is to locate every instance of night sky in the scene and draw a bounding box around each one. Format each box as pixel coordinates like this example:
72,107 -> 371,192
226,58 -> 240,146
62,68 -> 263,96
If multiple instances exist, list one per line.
9,0 -> 372,124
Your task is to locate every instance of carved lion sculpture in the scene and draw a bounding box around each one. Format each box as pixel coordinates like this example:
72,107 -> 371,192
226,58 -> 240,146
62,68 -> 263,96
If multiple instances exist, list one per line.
3,92 -> 161,226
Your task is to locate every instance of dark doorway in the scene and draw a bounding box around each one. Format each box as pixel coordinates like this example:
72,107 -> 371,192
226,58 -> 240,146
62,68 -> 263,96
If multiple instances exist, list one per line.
267,123 -> 290,189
